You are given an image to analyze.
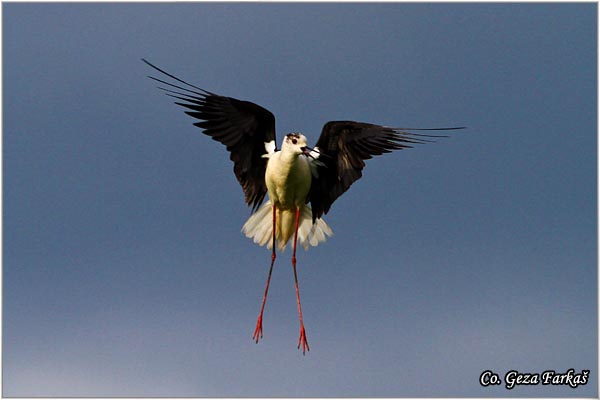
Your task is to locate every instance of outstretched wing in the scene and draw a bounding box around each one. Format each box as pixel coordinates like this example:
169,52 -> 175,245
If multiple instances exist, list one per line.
308,120 -> 463,221
143,59 -> 276,212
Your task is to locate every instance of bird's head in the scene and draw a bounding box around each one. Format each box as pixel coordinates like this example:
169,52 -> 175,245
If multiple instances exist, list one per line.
282,133 -> 310,156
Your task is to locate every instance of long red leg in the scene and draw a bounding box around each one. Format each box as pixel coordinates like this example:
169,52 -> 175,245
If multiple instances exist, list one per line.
292,207 -> 310,354
253,203 -> 277,343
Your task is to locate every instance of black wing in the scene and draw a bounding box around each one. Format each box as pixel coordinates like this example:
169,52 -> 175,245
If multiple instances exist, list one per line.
143,59 -> 276,212
308,121 -> 464,221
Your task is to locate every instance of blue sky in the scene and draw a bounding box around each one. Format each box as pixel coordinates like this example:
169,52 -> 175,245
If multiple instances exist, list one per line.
3,2 -> 597,397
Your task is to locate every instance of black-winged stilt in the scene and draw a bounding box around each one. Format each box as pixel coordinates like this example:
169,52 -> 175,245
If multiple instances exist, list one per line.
143,59 -> 463,354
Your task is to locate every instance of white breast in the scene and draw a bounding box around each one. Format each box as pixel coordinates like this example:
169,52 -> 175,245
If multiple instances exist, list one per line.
265,151 -> 312,209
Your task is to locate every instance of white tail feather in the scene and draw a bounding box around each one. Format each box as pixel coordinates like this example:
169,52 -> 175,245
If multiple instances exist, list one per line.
241,200 -> 333,251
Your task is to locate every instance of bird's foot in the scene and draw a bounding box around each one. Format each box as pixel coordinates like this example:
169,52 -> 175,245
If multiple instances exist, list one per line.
253,315 -> 263,343
297,325 -> 310,355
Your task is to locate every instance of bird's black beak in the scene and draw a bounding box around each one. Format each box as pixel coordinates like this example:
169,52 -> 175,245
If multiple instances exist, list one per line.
301,146 -> 330,160
301,146 -> 316,159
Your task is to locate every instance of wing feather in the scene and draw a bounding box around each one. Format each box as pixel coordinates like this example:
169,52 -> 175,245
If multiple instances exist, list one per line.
143,59 -> 276,211
309,121 -> 462,221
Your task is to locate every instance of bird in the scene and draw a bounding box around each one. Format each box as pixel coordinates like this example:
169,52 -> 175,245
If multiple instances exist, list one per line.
143,59 -> 464,354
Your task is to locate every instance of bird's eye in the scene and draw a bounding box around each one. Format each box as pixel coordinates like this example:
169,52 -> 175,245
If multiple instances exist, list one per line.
292,139 -> 297,144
